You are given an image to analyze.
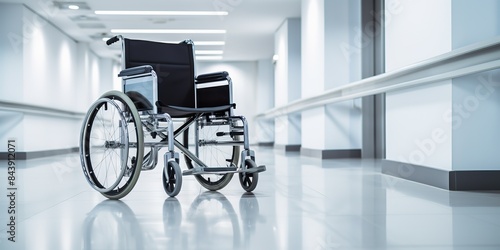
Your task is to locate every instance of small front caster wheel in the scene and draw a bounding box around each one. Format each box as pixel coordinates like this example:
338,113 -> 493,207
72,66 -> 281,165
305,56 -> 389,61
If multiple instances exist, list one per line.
163,161 -> 182,197
239,159 -> 259,192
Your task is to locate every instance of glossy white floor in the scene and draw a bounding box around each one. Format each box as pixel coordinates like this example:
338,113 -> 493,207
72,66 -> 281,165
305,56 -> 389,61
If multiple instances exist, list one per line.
1,147 -> 500,250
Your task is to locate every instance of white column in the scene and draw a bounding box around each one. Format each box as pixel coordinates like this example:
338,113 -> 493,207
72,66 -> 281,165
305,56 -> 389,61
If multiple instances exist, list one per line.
301,0 -> 362,158
256,59 -> 275,145
274,18 -> 301,151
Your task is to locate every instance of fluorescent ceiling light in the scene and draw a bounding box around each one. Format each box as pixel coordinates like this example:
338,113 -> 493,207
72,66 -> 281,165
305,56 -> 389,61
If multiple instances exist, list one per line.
95,10 -> 228,16
195,50 -> 223,55
111,29 -> 226,34
196,56 -> 223,61
196,41 -> 225,46
68,5 -> 80,10
161,41 -> 226,46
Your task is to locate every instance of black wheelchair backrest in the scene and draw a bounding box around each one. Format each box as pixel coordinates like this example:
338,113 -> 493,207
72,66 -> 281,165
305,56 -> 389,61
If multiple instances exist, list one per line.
124,38 -> 196,109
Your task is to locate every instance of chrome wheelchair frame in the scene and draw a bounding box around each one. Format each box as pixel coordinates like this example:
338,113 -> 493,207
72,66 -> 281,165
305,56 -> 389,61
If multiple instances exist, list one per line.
79,35 -> 265,199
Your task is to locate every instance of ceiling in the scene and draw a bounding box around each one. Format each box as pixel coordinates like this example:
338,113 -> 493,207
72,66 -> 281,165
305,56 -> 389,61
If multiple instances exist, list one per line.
1,0 -> 301,61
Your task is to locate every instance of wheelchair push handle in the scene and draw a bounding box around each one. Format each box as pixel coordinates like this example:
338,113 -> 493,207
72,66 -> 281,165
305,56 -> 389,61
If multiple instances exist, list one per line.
106,36 -> 120,46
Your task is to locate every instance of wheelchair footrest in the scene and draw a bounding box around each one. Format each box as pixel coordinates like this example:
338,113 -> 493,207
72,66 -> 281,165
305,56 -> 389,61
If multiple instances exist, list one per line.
204,167 -> 238,172
182,165 -> 266,176
246,165 -> 267,174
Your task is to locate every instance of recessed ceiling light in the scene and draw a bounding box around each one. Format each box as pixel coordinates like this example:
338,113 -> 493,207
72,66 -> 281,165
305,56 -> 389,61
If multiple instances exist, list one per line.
70,15 -> 99,21
53,1 -> 90,10
195,50 -> 224,55
78,23 -> 106,29
111,29 -> 226,34
95,10 -> 228,16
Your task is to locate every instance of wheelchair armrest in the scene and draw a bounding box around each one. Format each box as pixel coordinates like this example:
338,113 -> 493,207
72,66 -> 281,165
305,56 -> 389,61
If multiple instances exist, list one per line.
196,71 -> 229,83
118,65 -> 153,77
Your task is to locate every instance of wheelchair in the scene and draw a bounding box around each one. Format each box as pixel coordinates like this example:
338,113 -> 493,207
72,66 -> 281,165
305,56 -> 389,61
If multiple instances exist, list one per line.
79,35 -> 266,199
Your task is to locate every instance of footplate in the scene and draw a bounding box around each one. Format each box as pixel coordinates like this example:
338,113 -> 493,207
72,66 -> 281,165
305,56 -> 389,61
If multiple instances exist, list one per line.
183,165 -> 266,176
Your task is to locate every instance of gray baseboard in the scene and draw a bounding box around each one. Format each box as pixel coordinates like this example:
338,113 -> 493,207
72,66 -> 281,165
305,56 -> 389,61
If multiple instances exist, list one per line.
275,144 -> 301,152
382,160 -> 500,191
449,171 -> 500,191
0,147 -> 79,160
258,142 -> 274,147
301,148 -> 361,159
382,160 -> 450,189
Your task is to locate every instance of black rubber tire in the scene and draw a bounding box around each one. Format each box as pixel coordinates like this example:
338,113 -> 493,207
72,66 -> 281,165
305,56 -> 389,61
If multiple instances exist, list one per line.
163,161 -> 182,197
239,159 -> 259,192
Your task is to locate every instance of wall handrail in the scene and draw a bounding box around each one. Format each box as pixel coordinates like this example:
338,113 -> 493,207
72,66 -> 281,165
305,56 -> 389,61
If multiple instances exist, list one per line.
256,37 -> 500,120
0,100 -> 86,119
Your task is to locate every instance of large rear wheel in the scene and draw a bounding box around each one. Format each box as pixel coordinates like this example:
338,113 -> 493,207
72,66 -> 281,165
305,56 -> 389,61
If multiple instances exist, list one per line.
80,90 -> 144,199
183,116 -> 239,191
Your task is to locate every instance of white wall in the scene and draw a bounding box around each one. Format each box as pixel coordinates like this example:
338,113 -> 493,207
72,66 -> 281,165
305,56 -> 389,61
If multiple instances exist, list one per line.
0,4 -> 25,149
452,70 -> 500,170
0,4 -> 24,102
385,0 -> 453,170
450,0 -> 500,171
0,3 -> 118,152
196,61 -> 259,144
386,0 -> 500,171
22,8 -> 78,108
386,83 -> 453,169
384,0 -> 452,72
452,0 -> 500,50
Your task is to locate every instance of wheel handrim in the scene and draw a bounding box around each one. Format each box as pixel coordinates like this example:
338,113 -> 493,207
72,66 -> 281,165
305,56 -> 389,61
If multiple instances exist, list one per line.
82,98 -> 129,193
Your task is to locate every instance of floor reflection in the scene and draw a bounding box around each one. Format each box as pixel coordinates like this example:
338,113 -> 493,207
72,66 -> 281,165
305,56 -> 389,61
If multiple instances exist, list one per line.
82,191 -> 263,250
182,191 -> 241,249
82,200 -> 150,250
